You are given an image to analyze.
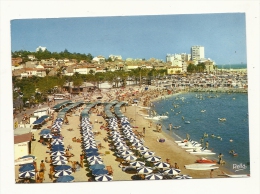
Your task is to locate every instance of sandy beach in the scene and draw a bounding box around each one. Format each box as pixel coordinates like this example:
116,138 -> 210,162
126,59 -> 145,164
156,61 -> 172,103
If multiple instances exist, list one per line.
15,85 -> 233,184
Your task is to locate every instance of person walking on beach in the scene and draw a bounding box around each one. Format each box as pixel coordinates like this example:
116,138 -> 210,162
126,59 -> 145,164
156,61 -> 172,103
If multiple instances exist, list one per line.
218,153 -> 224,164
40,160 -> 46,171
210,169 -> 214,178
143,127 -> 146,137
169,123 -> 172,131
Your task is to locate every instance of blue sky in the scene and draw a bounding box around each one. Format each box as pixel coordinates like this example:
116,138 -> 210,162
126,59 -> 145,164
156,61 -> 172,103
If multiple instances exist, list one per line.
11,13 -> 246,64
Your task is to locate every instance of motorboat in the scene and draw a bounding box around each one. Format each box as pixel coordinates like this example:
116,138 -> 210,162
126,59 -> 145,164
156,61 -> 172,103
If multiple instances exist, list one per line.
181,142 -> 202,149
196,157 -> 217,164
173,126 -> 181,129
201,110 -> 206,113
218,118 -> 226,122
184,121 -> 190,124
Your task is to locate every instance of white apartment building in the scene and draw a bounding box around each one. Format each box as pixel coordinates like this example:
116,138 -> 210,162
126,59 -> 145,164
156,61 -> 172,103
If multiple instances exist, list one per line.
166,53 -> 190,67
191,46 -> 205,61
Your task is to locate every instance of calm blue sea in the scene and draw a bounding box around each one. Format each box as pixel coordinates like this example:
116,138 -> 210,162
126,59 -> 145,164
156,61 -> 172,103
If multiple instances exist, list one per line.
151,92 -> 250,174
217,64 -> 247,69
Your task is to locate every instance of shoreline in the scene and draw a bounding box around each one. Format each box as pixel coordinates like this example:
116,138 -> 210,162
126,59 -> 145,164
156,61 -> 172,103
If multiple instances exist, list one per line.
124,89 -> 235,178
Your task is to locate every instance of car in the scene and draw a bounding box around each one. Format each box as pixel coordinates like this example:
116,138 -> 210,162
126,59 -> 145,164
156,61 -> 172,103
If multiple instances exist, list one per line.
122,166 -> 137,174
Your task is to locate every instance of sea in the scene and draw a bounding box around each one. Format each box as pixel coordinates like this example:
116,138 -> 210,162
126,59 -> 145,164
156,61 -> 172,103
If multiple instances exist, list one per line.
151,92 -> 250,174
217,63 -> 247,69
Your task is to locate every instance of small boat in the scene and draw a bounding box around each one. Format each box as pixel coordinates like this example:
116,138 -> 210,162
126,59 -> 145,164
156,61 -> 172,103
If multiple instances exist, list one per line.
186,166 -> 219,171
218,118 -> 226,122
185,121 -> 190,124
201,110 -> 206,113
185,163 -> 216,169
173,126 -> 181,129
188,147 -> 216,155
196,157 -> 217,164
181,142 -> 201,149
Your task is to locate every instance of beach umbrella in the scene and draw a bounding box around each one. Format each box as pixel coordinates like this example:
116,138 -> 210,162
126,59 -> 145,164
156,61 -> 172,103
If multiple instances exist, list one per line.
56,175 -> 74,183
19,164 -> 35,172
112,138 -> 124,142
51,141 -> 64,146
54,165 -> 72,171
141,151 -> 155,158
86,152 -> 100,157
116,146 -> 129,151
123,155 -> 137,162
129,161 -> 145,168
92,169 -> 108,176
54,170 -> 72,177
39,129 -> 51,135
132,142 -> 143,147
163,168 -> 181,176
153,162 -> 170,169
52,160 -> 68,165
114,142 -> 126,147
145,173 -> 163,180
19,170 -> 35,178
146,156 -> 161,162
89,160 -> 104,165
136,146 -> 149,152
118,150 -> 134,156
89,164 -> 105,170
51,138 -> 63,143
175,174 -> 192,179
51,151 -> 65,156
85,148 -> 99,153
95,174 -> 113,182
129,139 -> 143,144
20,155 -> 37,160
137,167 -> 153,174
84,145 -> 98,149
87,156 -> 102,162
43,134 -> 53,138
52,155 -> 68,161
51,146 -> 65,152
51,147 -> 65,152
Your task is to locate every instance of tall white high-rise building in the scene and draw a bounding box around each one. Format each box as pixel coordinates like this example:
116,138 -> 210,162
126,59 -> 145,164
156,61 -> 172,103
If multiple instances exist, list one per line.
191,46 -> 204,61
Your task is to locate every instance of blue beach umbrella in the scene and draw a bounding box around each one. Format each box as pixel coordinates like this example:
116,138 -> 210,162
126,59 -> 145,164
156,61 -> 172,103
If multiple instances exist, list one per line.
51,147 -> 65,152
52,160 -> 68,165
52,155 -> 68,161
43,133 -> 53,139
95,174 -> 113,182
86,152 -> 100,157
56,175 -> 74,183
54,170 -> 72,177
19,170 -> 35,178
39,129 -> 51,135
123,155 -> 137,162
85,148 -> 99,153
20,155 -> 37,160
19,164 -> 35,172
92,169 -> 108,176
153,162 -> 170,169
89,160 -> 103,165
51,151 -> 65,156
51,141 -> 64,146
52,145 -> 64,149
89,164 -> 105,170
146,156 -> 161,162
54,165 -> 72,171
87,156 -> 102,162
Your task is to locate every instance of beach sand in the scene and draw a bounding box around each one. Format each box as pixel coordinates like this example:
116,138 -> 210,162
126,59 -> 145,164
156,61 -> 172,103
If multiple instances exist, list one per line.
15,85 -> 232,183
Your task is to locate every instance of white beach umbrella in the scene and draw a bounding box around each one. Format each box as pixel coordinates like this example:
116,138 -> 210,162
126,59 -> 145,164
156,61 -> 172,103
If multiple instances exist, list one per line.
89,159 -> 104,165
116,146 -> 129,151
137,167 -> 153,174
163,168 -> 181,176
132,142 -> 143,147
129,161 -> 145,168
118,150 -> 134,156
123,155 -> 137,162
146,156 -> 161,162
175,174 -> 192,179
52,155 -> 68,161
145,173 -> 163,180
153,162 -> 170,169
54,170 -> 72,177
95,174 -> 113,182
51,151 -> 65,156
141,151 -> 155,158
87,156 -> 102,162
52,160 -> 68,165
136,146 -> 150,152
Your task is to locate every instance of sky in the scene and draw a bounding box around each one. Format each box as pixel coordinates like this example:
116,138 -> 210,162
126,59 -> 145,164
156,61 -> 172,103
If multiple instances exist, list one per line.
11,13 -> 247,65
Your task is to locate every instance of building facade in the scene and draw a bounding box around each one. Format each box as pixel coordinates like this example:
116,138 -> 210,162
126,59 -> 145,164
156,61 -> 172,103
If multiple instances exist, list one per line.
191,46 -> 205,61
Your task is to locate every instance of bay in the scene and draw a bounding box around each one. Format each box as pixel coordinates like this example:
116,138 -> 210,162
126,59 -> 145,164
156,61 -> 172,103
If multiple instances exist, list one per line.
152,92 -> 250,174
